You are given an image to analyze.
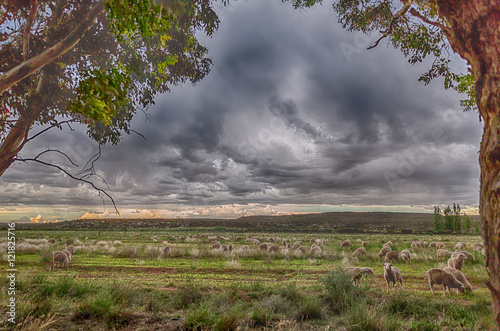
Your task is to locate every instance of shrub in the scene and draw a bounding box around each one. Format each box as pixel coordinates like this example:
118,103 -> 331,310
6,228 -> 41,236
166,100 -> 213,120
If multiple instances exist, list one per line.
321,270 -> 366,314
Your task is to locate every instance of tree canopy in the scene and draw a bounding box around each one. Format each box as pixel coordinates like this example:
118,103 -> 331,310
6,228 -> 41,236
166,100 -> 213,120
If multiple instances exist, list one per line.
0,0 -> 219,178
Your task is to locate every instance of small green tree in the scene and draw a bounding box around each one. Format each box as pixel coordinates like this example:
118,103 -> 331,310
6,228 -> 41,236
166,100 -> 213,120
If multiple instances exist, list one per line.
453,203 -> 462,234
474,221 -> 481,236
443,205 -> 454,233
433,206 -> 443,232
463,213 -> 471,235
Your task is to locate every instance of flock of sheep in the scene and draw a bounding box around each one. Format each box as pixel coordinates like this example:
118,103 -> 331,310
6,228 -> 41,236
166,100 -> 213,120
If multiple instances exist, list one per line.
48,234 -> 485,297
343,239 -> 485,295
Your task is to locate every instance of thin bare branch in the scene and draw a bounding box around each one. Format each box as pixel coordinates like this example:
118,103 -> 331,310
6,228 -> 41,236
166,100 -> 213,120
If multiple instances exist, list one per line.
130,129 -> 147,141
26,118 -> 76,143
32,149 -> 78,166
15,155 -> 119,216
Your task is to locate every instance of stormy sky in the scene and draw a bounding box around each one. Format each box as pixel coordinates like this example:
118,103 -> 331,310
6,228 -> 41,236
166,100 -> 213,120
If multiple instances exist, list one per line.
0,0 -> 482,222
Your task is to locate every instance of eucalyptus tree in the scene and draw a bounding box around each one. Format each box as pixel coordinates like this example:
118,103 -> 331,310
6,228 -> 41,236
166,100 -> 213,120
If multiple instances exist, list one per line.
0,0 -> 219,197
289,0 -> 500,326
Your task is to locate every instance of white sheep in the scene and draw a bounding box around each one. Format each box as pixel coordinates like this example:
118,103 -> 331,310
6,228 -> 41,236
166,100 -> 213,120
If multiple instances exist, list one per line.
67,245 -> 75,255
454,242 -> 467,250
385,241 -> 393,247
400,249 -> 411,261
227,243 -> 234,252
362,241 -> 370,247
210,241 -> 221,250
292,241 -> 302,250
352,247 -> 367,258
252,238 -> 260,246
383,262 -> 403,292
451,250 -> 474,261
426,268 -> 465,295
435,242 -> 445,249
239,245 -> 250,252
436,249 -> 453,259
411,241 -> 422,249
61,249 -> 72,261
447,253 -> 467,270
267,244 -> 279,253
384,250 -> 399,262
378,245 -> 391,258
443,267 -> 472,293
340,240 -> 351,247
259,243 -> 269,251
295,246 -> 307,255
309,245 -> 322,256
53,251 -> 69,268
344,267 -> 374,284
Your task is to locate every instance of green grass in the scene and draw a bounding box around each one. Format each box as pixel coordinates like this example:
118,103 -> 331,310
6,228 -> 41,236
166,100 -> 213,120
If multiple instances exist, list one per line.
0,229 -> 494,330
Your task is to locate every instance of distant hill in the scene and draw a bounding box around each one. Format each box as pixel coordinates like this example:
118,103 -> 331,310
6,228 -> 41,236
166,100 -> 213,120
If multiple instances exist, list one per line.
0,211 -> 481,234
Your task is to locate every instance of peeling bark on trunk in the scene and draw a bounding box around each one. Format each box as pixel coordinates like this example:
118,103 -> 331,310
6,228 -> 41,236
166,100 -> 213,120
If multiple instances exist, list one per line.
0,111 -> 38,177
436,1 -> 500,328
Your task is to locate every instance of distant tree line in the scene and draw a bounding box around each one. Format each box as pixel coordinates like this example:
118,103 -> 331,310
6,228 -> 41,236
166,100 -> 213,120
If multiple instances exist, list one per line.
433,204 -> 480,234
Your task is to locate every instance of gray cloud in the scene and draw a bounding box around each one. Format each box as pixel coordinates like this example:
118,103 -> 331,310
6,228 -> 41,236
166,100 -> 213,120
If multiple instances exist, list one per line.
0,0 -> 482,219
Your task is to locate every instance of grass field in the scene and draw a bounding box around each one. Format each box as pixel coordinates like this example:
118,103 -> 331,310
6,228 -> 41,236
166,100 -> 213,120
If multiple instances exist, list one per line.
0,225 -> 494,330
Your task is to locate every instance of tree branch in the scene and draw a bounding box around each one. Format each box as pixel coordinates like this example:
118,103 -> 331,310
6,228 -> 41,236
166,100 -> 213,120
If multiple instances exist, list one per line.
15,153 -> 119,216
26,118 -> 76,143
0,1 -> 104,95
23,0 -> 38,61
368,1 -> 413,49
409,8 -> 450,33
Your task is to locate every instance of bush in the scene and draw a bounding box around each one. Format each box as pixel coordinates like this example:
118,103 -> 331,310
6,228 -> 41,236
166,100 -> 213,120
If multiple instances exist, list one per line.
172,281 -> 203,308
321,270 -> 366,314
295,296 -> 323,321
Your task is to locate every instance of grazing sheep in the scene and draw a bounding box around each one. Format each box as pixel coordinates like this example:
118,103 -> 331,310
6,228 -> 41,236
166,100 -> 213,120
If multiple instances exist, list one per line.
426,268 -> 465,295
456,250 -> 474,261
286,243 -> 292,249
411,241 -> 422,249
210,241 -> 221,250
282,240 -> 287,246
239,245 -> 250,252
67,246 -> 75,255
352,247 -> 367,258
454,242 -> 467,250
252,238 -> 260,246
309,245 -> 322,256
378,245 -> 391,258
436,249 -> 453,259
447,253 -> 467,270
48,238 -> 56,244
208,236 -> 218,243
227,243 -> 234,252
385,241 -> 393,247
344,267 -> 374,284
435,242 -> 445,249
340,240 -> 351,247
481,248 -> 486,256
292,242 -> 302,250
472,243 -> 484,252
221,244 -> 229,252
422,241 -> 428,247
384,250 -> 399,262
61,249 -> 72,261
362,241 -> 370,247
161,246 -> 171,256
383,262 -> 403,292
429,242 -> 437,248
400,249 -> 411,261
267,244 -> 279,253
443,267 -> 472,293
310,238 -> 317,243
53,251 -> 69,268
296,246 -> 307,255
259,243 -> 269,251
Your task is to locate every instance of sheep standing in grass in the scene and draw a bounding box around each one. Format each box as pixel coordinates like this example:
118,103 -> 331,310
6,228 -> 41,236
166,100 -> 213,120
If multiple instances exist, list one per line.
378,245 -> 391,258
436,249 -> 453,259
48,238 -> 56,244
67,246 -> 75,255
429,242 -> 437,248
259,243 -> 269,251
352,247 -> 367,258
292,242 -> 302,250
309,245 -> 322,256
161,246 -> 171,257
344,267 -> 374,284
252,238 -> 260,246
454,242 -> 467,250
227,243 -> 234,252
383,262 -> 403,292
53,251 -> 69,268
362,241 -> 370,247
451,250 -> 474,261
210,241 -> 221,250
411,241 -> 422,249
400,249 -> 411,261
62,249 -> 72,261
239,245 -> 250,252
267,244 -> 279,253
296,246 -> 307,255
426,268 -> 465,295
435,242 -> 445,249
340,240 -> 351,247
385,241 -> 393,247
384,250 -> 399,262
447,253 -> 467,270
443,267 -> 472,293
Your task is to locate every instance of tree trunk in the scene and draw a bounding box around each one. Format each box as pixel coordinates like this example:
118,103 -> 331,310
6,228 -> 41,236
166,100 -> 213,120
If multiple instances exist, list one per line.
0,112 -> 38,177
436,1 -> 500,328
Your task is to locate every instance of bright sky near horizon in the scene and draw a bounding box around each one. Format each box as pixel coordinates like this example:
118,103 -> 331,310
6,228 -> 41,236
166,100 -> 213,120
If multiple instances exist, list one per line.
0,0 -> 482,223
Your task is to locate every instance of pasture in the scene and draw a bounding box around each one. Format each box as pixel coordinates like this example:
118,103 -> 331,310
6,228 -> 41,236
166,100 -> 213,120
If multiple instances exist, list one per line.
0,226 -> 494,330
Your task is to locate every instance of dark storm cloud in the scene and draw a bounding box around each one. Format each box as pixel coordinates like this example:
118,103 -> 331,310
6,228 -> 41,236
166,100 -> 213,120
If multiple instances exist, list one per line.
0,0 -> 482,216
